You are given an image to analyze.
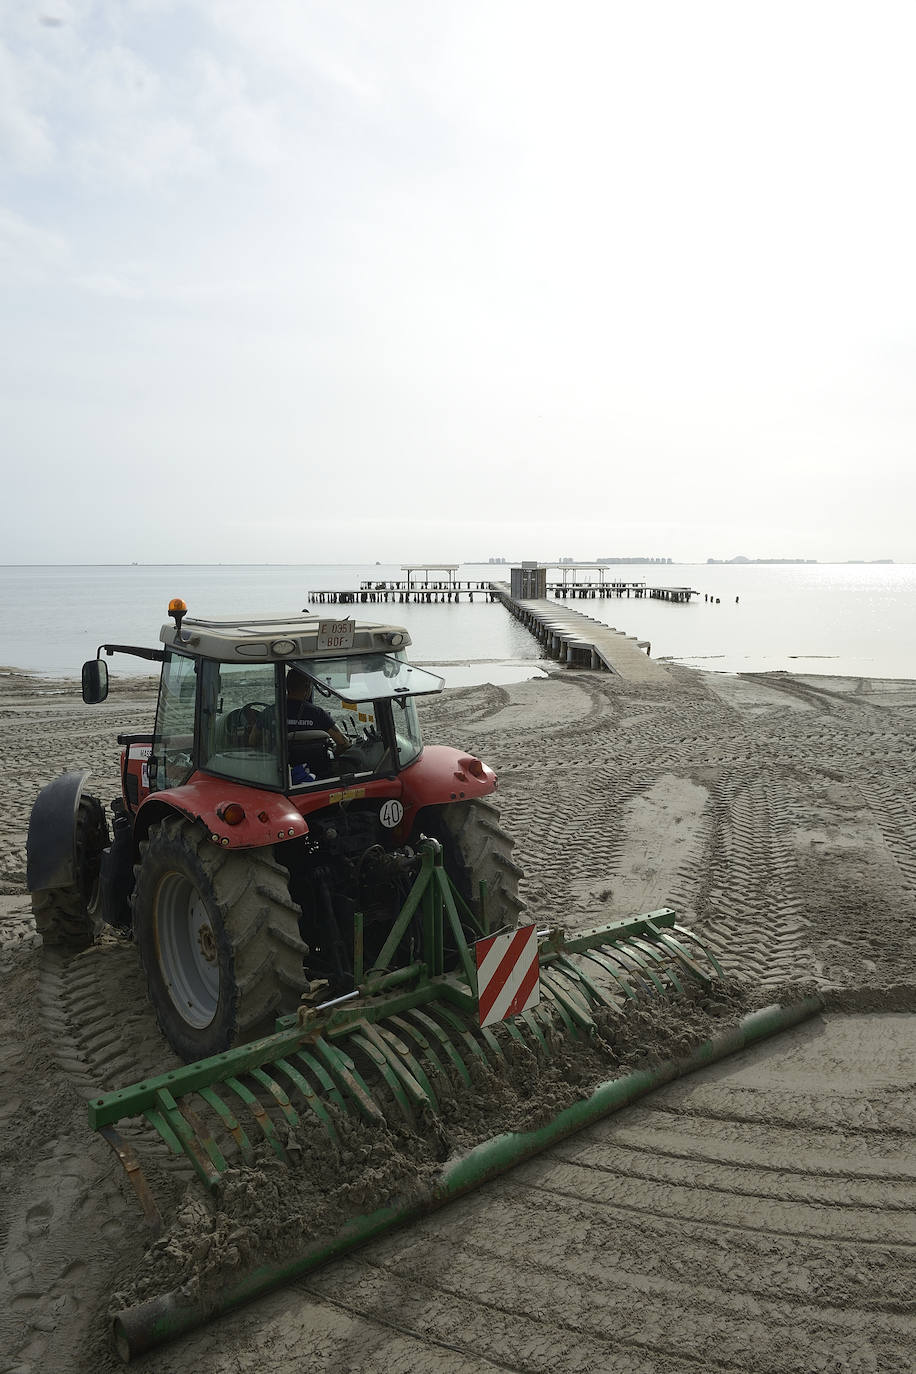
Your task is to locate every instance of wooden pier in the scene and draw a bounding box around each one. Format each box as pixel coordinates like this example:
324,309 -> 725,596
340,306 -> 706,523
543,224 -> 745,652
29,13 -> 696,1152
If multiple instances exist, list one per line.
307,579 -> 694,606
308,563 -> 501,605
545,581 -> 695,601
528,563 -> 696,603
648,586 -> 695,603
308,580 -> 498,605
546,580 -> 645,598
304,569 -> 682,682
491,582 -> 671,684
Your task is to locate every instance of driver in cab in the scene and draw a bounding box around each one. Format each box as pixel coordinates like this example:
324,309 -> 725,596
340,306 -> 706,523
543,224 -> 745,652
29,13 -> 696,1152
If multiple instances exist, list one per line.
286,668 -> 349,754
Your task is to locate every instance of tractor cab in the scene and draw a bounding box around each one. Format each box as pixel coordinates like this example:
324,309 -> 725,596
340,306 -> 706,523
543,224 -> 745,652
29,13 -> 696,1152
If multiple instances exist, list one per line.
82,604 -> 445,802
151,646 -> 445,796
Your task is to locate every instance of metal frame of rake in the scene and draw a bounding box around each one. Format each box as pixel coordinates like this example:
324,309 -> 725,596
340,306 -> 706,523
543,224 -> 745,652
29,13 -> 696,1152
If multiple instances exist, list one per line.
88,840 -> 725,1232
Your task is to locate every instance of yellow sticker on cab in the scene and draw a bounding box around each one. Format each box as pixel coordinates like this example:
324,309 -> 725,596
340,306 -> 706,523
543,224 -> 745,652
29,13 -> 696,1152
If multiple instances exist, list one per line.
329,787 -> 367,805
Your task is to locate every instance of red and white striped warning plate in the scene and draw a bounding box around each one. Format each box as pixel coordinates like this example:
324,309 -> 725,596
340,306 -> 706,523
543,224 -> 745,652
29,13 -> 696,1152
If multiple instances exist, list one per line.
475,924 -> 540,1028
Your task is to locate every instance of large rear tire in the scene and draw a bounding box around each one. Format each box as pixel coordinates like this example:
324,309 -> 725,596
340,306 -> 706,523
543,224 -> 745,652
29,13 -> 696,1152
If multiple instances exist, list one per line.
133,816 -> 308,1062
427,799 -> 524,933
32,795 -> 109,950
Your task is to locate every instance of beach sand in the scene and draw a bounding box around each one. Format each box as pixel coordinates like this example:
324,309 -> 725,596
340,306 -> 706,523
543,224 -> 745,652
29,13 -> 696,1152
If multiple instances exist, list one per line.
2,664 -> 915,1372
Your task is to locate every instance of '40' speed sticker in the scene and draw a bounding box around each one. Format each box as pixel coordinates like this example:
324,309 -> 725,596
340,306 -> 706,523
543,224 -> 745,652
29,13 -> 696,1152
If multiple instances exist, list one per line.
379,799 -> 404,829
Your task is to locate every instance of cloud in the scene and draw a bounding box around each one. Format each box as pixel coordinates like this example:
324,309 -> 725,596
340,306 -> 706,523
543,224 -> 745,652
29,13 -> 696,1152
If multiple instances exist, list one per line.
2,2 -> 916,563
194,0 -> 382,103
73,268 -> 146,299
0,39 -> 54,169
0,205 -> 69,284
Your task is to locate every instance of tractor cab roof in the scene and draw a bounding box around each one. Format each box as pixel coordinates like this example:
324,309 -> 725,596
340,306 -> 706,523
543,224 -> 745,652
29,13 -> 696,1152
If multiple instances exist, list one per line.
160,613 -> 412,665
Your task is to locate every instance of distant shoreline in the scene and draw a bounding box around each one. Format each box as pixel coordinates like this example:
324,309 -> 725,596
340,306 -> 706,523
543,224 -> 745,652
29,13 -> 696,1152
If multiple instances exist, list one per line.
0,558 -> 904,569
706,557 -> 894,565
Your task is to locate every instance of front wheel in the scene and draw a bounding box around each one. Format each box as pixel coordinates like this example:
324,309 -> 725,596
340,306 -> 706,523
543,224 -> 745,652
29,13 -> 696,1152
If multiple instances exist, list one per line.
133,816 -> 308,1061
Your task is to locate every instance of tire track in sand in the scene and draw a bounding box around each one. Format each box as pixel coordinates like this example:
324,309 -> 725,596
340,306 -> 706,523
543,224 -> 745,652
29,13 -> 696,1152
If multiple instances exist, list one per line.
694,763 -> 808,987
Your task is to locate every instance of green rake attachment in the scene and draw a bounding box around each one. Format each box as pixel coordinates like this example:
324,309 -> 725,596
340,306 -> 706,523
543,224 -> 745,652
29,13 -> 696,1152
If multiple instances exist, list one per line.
90,841 -> 824,1360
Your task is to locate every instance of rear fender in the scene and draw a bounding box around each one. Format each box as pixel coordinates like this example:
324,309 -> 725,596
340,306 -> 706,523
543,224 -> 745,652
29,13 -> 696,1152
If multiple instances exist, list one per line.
397,745 -> 497,835
133,775 -> 309,851
27,770 -> 92,892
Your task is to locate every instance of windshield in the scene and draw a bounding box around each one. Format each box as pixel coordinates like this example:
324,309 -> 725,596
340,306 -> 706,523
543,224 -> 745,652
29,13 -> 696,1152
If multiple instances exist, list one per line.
295,652 -> 443,702
287,657 -> 426,781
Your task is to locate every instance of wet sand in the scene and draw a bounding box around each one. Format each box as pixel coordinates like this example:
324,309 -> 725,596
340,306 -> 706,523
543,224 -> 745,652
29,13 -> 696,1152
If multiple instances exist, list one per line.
2,664 -> 915,1372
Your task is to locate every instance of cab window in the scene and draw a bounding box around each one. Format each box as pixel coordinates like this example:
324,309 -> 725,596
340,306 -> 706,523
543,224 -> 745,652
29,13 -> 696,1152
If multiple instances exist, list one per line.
199,661 -> 284,789
151,651 -> 197,791
393,694 -> 423,768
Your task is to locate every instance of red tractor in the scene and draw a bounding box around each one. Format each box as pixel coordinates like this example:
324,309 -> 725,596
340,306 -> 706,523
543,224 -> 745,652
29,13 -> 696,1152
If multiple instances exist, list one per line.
27,602 -> 522,1061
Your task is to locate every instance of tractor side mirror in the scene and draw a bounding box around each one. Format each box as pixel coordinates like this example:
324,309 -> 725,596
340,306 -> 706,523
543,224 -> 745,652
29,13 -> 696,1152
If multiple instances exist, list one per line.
82,658 -> 109,704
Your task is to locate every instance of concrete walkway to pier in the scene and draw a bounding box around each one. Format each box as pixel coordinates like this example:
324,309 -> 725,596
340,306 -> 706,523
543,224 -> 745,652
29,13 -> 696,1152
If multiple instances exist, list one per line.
491,583 -> 671,684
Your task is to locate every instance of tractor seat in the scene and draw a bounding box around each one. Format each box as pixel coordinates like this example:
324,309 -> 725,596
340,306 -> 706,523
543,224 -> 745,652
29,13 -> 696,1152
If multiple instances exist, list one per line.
288,729 -> 335,778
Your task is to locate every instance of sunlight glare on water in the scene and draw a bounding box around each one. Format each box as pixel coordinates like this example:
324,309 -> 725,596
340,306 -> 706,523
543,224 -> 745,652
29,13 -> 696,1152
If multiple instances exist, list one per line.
558,562 -> 916,679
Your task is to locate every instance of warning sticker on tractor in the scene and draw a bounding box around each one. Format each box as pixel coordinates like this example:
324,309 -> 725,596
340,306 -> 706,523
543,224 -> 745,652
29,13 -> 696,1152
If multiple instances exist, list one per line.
126,742 -> 152,789
475,925 -> 540,1028
328,787 -> 366,805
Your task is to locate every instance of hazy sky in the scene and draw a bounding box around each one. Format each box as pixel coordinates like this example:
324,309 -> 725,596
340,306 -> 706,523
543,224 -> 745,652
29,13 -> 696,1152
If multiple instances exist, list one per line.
2,1 -> 914,565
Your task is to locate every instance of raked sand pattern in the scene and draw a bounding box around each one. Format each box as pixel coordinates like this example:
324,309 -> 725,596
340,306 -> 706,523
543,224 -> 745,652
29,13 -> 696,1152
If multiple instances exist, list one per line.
2,664 -> 916,1373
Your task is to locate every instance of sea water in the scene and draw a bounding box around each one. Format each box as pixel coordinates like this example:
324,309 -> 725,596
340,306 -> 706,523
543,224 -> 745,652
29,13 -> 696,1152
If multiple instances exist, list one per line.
559,561 -> 916,680
0,563 -> 547,684
1,562 -> 914,684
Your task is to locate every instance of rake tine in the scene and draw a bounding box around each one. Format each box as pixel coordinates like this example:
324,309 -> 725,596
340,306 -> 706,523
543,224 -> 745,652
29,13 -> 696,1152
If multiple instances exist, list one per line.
629,936 -> 685,995
388,1014 -> 449,1090
179,1100 -> 228,1174
555,953 -> 625,1013
143,1107 -> 184,1156
671,923 -> 727,979
406,1007 -> 474,1086
250,1066 -> 300,1128
313,1038 -> 386,1124
154,1088 -> 223,1187
198,1086 -> 254,1163
518,1006 -> 551,1051
543,963 -> 599,1020
99,1125 -> 163,1234
580,947 -> 639,1000
222,1077 -> 287,1163
435,1004 -> 492,1066
479,1024 -> 509,1063
361,1022 -> 439,1111
650,927 -> 714,986
606,940 -> 666,995
271,1057 -> 339,1140
291,1045 -> 349,1115
539,970 -> 593,1034
348,1031 -> 415,1121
